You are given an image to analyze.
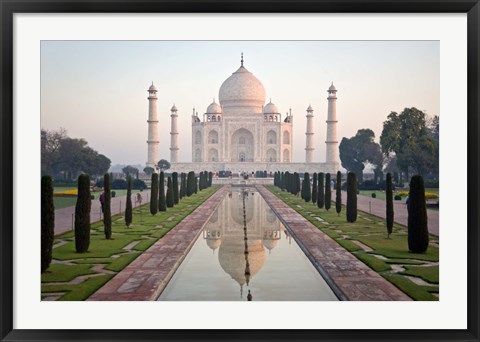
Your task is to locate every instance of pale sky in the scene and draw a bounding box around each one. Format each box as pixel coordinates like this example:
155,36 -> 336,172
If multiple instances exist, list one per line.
41,41 -> 439,166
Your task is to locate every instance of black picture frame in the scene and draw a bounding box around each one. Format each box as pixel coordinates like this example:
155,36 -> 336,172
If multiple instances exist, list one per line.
1,1 -> 479,341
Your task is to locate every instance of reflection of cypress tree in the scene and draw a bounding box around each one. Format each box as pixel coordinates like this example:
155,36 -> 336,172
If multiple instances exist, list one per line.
125,176 -> 132,227
150,173 -> 158,215
346,172 -> 357,222
159,171 -> 166,211
325,173 -> 331,211
103,173 -> 112,239
408,175 -> 429,252
312,173 -> 318,204
166,176 -> 174,208
75,174 -> 91,253
41,175 -> 54,273
304,172 -> 311,202
386,173 -> 394,238
336,171 -> 342,216
317,172 -> 324,208
172,172 -> 179,204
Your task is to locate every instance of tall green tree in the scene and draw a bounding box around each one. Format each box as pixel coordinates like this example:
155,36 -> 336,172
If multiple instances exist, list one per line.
179,172 -> 185,199
294,172 -> 300,196
159,171 -> 166,211
386,172 -> 394,238
143,166 -> 154,176
75,174 -> 91,253
312,173 -> 318,204
172,172 -> 179,204
41,175 -> 55,272
186,171 -> 195,196
407,175 -> 429,252
125,176 -> 133,227
166,177 -> 175,208
150,173 -> 158,215
325,173 -> 332,211
157,159 -> 171,171
335,171 -> 342,216
122,165 -> 138,179
103,173 -> 112,239
346,172 -> 357,222
380,108 -> 437,179
304,173 -> 311,202
317,172 -> 325,208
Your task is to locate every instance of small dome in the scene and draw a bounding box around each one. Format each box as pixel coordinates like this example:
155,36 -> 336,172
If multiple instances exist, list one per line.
263,100 -> 279,114
171,104 -> 178,112
206,100 -> 222,114
148,83 -> 157,91
207,238 -> 222,251
328,83 -> 337,91
306,104 -> 313,112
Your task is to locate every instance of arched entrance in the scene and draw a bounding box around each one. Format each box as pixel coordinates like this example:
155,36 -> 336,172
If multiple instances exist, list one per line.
231,128 -> 254,162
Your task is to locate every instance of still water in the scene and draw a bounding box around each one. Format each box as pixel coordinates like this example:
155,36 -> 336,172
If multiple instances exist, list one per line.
158,187 -> 338,301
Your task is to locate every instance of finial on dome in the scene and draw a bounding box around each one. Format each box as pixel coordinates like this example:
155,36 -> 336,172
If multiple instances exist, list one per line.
241,52 -> 244,67
269,98 -> 272,103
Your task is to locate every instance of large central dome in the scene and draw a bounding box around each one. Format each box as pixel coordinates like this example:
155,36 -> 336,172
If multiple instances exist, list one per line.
218,63 -> 266,110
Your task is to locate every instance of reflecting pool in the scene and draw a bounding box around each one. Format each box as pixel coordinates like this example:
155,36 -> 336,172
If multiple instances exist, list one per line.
158,187 -> 338,301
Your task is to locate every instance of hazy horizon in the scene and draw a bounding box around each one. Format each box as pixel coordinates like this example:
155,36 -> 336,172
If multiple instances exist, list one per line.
41,40 -> 439,166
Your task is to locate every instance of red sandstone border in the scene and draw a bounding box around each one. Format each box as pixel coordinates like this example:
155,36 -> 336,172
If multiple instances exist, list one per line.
257,185 -> 412,301
88,186 -> 230,301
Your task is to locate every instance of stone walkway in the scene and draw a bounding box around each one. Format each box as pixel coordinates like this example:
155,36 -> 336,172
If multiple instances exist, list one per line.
257,186 -> 411,301
54,191 -> 148,236
88,186 -> 229,301
341,191 -> 439,237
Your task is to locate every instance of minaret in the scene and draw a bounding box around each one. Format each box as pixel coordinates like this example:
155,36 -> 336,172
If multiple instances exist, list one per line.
305,105 -> 314,163
326,83 -> 339,169
170,104 -> 179,163
146,82 -> 159,167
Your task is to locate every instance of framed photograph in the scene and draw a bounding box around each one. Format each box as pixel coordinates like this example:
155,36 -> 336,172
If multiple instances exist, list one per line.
1,0 -> 479,341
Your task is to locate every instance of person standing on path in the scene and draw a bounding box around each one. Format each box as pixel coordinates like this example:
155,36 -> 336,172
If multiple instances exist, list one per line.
247,290 -> 252,301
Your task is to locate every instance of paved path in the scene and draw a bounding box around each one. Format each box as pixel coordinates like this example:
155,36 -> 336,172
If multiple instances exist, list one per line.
340,191 -> 439,237
54,191 -> 149,236
258,186 -> 411,301
88,186 -> 229,301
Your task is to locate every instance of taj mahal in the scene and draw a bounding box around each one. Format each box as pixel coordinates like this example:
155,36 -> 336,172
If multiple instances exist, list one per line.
146,54 -> 340,174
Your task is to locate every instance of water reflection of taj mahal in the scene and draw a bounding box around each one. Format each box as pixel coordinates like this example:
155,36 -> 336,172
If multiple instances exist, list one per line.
202,187 -> 290,291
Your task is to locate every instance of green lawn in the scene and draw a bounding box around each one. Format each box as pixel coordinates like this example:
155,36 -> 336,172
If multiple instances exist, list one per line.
42,185 -> 220,300
267,186 -> 439,301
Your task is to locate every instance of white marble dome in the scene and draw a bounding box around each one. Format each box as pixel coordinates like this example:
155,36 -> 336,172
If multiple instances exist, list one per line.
263,100 -> 279,114
219,65 -> 266,109
206,101 -> 222,114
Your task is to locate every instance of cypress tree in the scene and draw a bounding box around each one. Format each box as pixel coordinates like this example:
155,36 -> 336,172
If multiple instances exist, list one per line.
325,173 -> 331,211
41,175 -> 54,273
172,172 -> 179,204
166,176 -> 175,207
195,176 -> 198,194
187,171 -> 194,196
281,172 -> 285,190
294,172 -> 300,196
335,171 -> 342,216
300,178 -> 305,199
199,171 -> 204,191
386,172 -> 394,238
103,173 -> 112,239
150,173 -> 158,215
182,172 -> 187,196
312,173 -> 318,204
159,171 -> 166,211
75,174 -> 91,253
125,176 -> 132,227
179,172 -> 184,199
208,171 -> 213,187
304,172 -> 311,202
407,175 -> 429,253
346,172 -> 357,222
317,172 -> 325,208
284,172 -> 290,192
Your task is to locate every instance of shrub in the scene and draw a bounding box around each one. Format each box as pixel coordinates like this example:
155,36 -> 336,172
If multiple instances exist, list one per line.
75,174 -> 91,253
386,173 -> 394,239
335,171 -> 342,216
90,195 -> 95,200
172,172 -> 179,204
159,171 -> 166,212
125,176 -> 132,227
394,195 -> 402,200
103,173 -> 112,240
132,179 -> 147,190
111,191 -> 116,198
408,175 -> 429,253
41,175 -> 55,273
325,173 -> 331,210
317,172 -> 324,208
166,176 -> 174,208
371,193 -> 377,198
346,172 -> 357,222
111,179 -> 127,189
150,173 -> 158,215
